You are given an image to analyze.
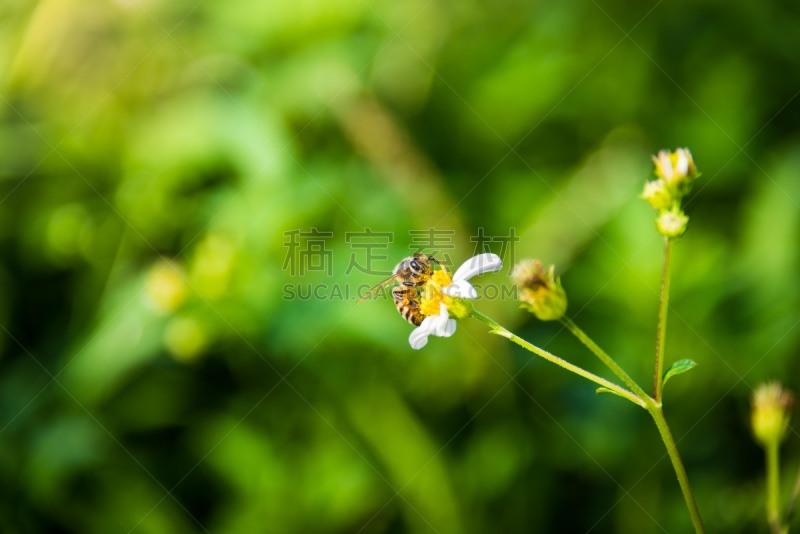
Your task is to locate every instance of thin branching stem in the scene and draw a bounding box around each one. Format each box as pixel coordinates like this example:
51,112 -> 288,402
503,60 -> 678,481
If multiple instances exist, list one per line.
470,309 -> 645,408
560,317 -> 649,401
766,442 -> 784,534
654,237 -> 672,402
648,404 -> 706,533
473,308 -> 705,531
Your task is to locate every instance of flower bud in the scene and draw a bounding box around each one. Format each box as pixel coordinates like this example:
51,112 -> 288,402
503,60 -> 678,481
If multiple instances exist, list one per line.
512,260 -> 567,321
652,148 -> 698,197
656,208 -> 689,238
751,382 -> 793,447
642,179 -> 673,211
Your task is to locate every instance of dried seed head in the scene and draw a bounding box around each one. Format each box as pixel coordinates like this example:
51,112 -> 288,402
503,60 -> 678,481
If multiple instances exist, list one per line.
512,260 -> 567,321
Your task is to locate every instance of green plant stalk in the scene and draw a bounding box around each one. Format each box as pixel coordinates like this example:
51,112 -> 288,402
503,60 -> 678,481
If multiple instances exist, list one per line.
472,309 -> 705,529
654,237 -> 672,402
560,317 -> 649,401
562,317 -> 705,531
648,404 -> 706,533
766,442 -> 783,533
470,309 -> 645,408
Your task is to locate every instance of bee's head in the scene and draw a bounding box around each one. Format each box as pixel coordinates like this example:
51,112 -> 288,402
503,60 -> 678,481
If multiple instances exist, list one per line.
408,253 -> 438,273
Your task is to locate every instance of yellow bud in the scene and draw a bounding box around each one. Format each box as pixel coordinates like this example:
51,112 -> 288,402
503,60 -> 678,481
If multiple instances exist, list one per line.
512,260 -> 567,321
651,148 -> 698,197
656,209 -> 689,238
642,180 -> 673,211
751,382 -> 793,447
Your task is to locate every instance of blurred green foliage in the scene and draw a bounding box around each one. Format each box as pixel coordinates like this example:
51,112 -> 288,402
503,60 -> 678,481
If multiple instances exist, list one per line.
1,0 -> 799,532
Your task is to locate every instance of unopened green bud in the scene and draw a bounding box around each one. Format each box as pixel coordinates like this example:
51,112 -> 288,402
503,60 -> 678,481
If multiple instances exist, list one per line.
652,148 -> 698,197
656,208 -> 689,238
752,382 -> 793,447
512,260 -> 567,321
642,179 -> 673,211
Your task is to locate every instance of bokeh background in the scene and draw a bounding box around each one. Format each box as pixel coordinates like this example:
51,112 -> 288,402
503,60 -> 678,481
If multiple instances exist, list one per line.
1,0 -> 799,532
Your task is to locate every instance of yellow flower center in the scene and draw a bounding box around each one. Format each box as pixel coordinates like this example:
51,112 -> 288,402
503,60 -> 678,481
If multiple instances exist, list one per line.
419,269 -> 470,319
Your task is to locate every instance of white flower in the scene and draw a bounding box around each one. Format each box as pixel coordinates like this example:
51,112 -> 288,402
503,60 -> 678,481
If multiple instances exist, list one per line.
675,149 -> 690,176
652,148 -> 696,187
442,252 -> 503,299
409,303 -> 456,350
408,253 -> 503,350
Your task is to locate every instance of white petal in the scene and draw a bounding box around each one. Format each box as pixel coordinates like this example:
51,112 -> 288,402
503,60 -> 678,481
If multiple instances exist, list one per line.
409,329 -> 429,349
452,253 -> 503,282
439,318 -> 457,337
659,152 -> 673,179
435,303 -> 449,326
408,316 -> 437,350
430,304 -> 456,336
442,279 -> 478,299
676,151 -> 689,175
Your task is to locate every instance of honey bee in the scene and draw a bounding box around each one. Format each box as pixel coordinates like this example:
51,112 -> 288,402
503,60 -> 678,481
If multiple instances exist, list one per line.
361,253 -> 440,326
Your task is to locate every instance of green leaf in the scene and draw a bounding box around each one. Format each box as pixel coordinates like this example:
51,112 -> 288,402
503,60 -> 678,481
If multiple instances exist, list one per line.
662,359 -> 698,388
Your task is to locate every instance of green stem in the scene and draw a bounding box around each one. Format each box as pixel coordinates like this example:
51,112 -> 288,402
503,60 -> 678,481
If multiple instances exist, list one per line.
471,309 -> 645,408
561,317 -> 649,401
767,442 -> 783,534
473,309 -> 704,529
649,405 -> 705,533
560,316 -> 705,530
654,237 -> 673,402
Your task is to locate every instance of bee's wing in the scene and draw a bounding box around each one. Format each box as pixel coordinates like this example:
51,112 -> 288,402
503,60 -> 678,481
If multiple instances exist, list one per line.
357,274 -> 396,303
